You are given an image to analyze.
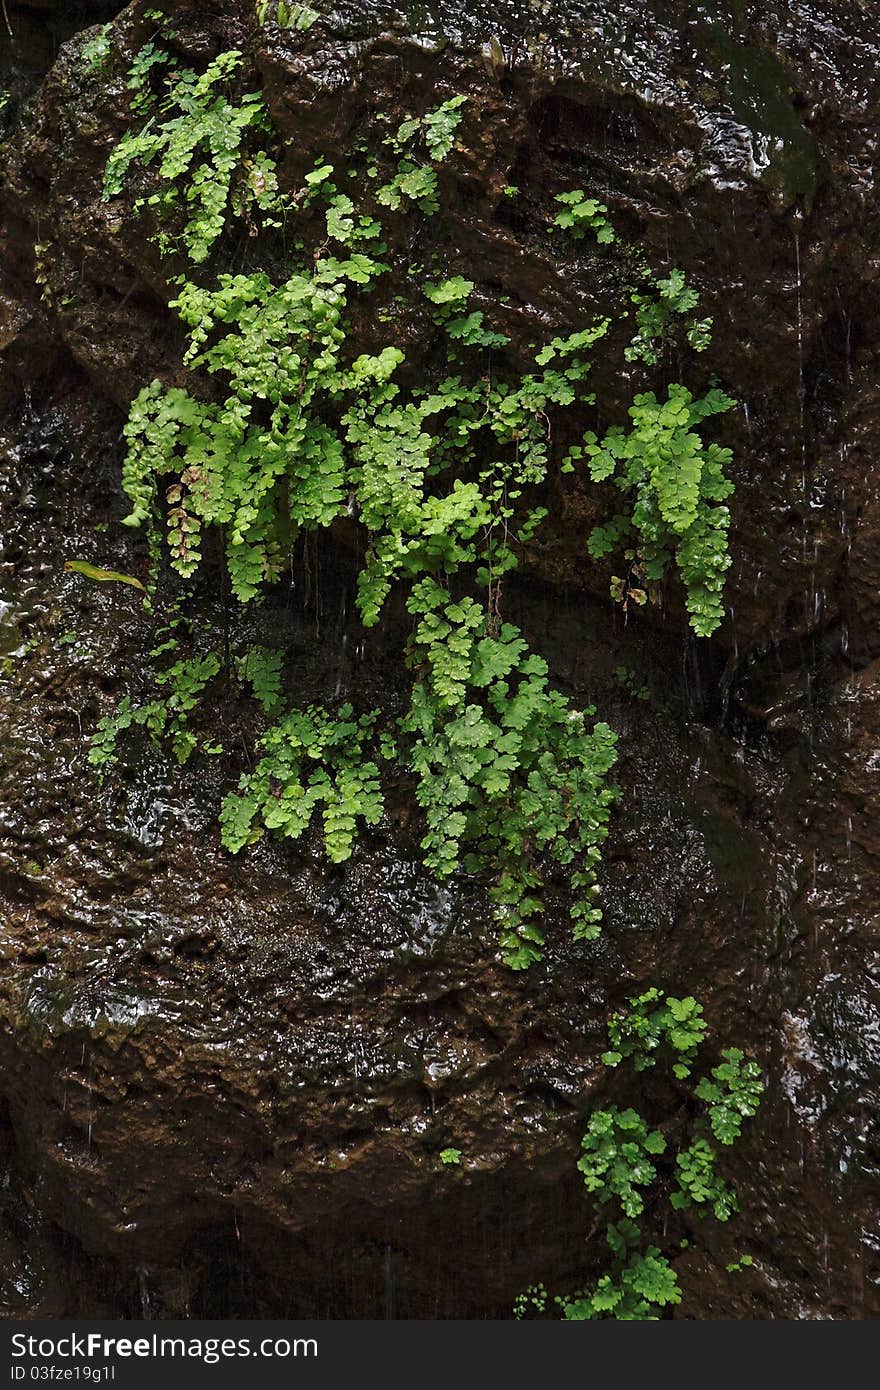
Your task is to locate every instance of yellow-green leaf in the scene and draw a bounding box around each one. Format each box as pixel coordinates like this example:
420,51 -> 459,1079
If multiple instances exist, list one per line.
65,560 -> 145,592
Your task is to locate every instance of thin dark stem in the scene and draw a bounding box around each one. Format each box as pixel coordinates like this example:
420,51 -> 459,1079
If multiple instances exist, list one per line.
220,525 -> 231,673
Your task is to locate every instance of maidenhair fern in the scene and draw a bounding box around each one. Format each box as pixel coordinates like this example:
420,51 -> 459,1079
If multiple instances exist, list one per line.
695,1049 -> 764,1145
516,994 -> 763,1320
601,988 -> 708,1079
625,266 -> 714,364
554,189 -> 615,245
93,36 -> 738,970
103,48 -> 284,262
236,646 -> 284,714
577,1108 -> 666,1219
376,95 -> 466,214
582,385 -> 735,636
81,24 -> 113,74
89,650 -> 221,769
671,1137 -> 737,1221
219,704 -> 386,861
402,578 -> 618,968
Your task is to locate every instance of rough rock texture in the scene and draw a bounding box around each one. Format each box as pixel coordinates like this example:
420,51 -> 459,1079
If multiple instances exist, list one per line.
0,0 -> 878,1317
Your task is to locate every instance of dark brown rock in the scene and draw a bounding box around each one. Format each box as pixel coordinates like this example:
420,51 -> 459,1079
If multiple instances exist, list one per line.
0,0 -> 877,1318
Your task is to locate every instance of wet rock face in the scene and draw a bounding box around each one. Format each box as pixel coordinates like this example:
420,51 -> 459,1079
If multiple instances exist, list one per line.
0,0 -> 878,1318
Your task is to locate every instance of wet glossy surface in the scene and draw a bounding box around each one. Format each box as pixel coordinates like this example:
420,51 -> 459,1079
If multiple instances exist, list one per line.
0,0 -> 877,1318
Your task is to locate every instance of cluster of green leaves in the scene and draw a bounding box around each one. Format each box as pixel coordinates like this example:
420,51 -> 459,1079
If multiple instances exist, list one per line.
120,249 -> 387,601
696,1048 -> 764,1145
82,24 -> 113,74
577,1108 -> 666,1218
345,316 -> 606,630
601,987 -> 707,1079
89,627 -> 300,777
110,121 -> 626,964
553,200 -> 732,635
103,48 -> 283,262
255,0 -> 319,28
559,1244 -> 681,1321
376,95 -> 466,215
89,650 -> 221,769
672,1136 -> 737,1221
517,992 -> 763,1320
423,276 -> 508,350
513,1283 -> 548,1319
125,25 -> 177,116
554,189 -> 615,245
626,267 -> 713,365
583,384 -> 735,636
97,40 -> 737,969
218,703 -> 388,861
515,1237 -> 680,1323
402,578 -> 619,968
614,664 -> 650,702
236,645 -> 283,713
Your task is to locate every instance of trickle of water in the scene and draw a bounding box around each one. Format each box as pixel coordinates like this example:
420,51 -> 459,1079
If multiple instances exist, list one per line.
794,225 -> 806,496
836,287 -> 853,386
384,1242 -> 395,1320
333,632 -> 348,698
839,455 -> 851,545
138,1268 -> 154,1320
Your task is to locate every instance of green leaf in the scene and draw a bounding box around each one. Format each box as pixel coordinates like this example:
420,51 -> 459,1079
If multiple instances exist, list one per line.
65,560 -> 145,591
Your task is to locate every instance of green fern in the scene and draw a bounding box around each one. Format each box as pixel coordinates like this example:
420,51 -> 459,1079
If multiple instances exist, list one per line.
376,96 -> 466,215
554,189 -> 615,245
81,24 -> 114,75
99,58 -> 738,973
671,1137 -> 738,1221
402,579 -> 619,967
530,998 -> 763,1320
626,266 -> 713,365
601,988 -> 707,1079
583,385 -> 735,635
577,1108 -> 666,1219
236,645 -> 283,713
695,1048 -> 764,1145
89,651 -> 220,770
103,49 -> 283,263
219,704 -> 385,860
560,1247 -> 681,1320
